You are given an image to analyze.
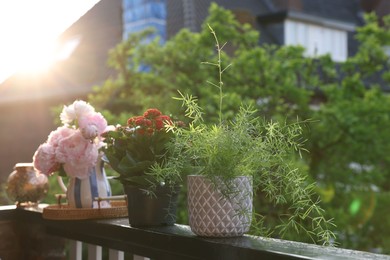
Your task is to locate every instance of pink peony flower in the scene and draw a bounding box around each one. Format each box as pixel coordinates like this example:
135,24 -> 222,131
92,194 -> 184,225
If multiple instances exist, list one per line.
56,130 -> 97,163
81,124 -> 99,140
47,126 -> 75,147
33,143 -> 60,176
73,100 -> 95,117
33,100 -> 108,180
60,100 -> 95,125
56,130 -> 99,179
79,112 -> 108,138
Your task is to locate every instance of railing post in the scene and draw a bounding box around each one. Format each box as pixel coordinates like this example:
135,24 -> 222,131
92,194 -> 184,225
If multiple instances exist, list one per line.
109,249 -> 124,260
69,240 -> 82,260
88,244 -> 102,260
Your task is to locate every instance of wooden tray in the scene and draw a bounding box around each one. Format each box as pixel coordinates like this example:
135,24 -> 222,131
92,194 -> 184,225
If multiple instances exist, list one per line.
42,201 -> 128,220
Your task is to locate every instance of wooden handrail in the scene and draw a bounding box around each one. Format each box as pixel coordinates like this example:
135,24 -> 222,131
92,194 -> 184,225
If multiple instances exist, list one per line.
0,205 -> 389,260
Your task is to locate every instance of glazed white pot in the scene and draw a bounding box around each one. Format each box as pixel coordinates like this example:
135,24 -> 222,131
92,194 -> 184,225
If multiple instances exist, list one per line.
187,175 -> 253,237
57,157 -> 111,208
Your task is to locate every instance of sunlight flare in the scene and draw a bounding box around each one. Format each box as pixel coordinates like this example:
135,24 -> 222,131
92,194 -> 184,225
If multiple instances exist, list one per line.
0,0 -> 99,81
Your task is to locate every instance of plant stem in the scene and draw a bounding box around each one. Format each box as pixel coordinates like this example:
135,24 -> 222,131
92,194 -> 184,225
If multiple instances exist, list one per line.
208,24 -> 224,125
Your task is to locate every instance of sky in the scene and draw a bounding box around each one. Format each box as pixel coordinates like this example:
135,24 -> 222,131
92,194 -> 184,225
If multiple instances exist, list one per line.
0,0 -> 100,83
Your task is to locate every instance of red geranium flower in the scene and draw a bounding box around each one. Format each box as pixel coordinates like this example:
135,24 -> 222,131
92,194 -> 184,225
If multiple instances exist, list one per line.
102,108 -> 186,187
143,108 -> 162,119
155,115 -> 172,130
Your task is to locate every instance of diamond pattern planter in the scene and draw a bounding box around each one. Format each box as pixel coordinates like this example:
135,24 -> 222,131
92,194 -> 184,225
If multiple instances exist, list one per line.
187,175 -> 253,237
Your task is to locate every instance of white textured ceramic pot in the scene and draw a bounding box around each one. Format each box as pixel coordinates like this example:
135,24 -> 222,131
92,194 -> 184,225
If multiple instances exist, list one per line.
187,175 -> 253,237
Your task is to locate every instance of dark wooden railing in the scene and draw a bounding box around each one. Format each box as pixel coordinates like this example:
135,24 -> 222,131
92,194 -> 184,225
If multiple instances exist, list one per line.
0,204 -> 389,260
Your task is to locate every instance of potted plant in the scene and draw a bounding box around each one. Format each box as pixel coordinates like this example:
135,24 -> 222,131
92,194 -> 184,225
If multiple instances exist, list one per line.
151,26 -> 335,243
33,100 -> 112,208
102,108 -> 184,226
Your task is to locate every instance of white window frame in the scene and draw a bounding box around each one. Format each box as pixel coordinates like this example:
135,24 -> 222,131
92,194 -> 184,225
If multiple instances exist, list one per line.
284,19 -> 348,62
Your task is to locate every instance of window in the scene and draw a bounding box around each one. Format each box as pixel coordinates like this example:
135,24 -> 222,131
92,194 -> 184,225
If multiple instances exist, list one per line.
284,19 -> 348,62
123,2 -> 166,23
122,0 -> 166,43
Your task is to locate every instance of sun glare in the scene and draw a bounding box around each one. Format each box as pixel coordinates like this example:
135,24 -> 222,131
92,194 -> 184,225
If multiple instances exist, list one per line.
0,0 -> 99,82
16,41 -> 57,74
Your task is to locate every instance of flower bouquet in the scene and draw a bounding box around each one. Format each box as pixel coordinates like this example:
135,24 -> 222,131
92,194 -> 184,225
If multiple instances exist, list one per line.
33,100 -> 112,208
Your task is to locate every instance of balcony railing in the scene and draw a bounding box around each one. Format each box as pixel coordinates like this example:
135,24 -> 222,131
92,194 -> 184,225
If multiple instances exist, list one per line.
0,204 -> 389,260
